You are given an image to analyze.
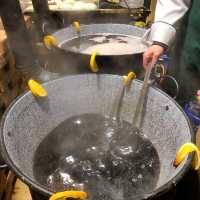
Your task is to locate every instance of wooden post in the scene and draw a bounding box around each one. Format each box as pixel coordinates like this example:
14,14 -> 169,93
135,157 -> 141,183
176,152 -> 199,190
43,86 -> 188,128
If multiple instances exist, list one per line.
0,169 -> 7,200
196,127 -> 200,148
0,15 -> 32,200
146,0 -> 157,23
4,172 -> 17,200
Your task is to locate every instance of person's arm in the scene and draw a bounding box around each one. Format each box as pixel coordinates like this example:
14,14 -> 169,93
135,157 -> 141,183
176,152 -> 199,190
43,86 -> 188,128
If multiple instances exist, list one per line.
143,0 -> 191,67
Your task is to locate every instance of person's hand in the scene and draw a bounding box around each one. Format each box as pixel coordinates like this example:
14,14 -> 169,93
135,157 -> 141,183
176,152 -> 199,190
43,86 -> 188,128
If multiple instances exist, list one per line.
143,45 -> 165,69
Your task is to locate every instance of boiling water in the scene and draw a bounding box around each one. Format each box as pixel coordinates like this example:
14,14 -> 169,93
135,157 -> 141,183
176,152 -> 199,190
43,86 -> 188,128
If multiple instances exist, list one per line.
33,113 -> 160,199
61,34 -> 147,55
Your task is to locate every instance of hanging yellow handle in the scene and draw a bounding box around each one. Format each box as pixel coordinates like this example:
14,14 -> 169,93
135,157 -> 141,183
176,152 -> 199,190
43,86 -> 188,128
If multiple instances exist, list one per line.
28,79 -> 48,97
43,35 -> 58,49
90,51 -> 99,72
49,191 -> 87,200
134,21 -> 146,28
173,142 -> 200,170
73,21 -> 81,33
123,71 -> 136,86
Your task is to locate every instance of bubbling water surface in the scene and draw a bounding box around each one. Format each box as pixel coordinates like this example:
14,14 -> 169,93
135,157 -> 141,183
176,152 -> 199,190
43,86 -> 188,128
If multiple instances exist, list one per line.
33,113 -> 160,200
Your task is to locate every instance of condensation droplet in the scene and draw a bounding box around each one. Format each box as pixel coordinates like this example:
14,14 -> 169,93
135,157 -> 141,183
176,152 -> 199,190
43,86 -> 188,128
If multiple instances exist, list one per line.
140,164 -> 145,169
138,174 -> 143,179
132,178 -> 137,183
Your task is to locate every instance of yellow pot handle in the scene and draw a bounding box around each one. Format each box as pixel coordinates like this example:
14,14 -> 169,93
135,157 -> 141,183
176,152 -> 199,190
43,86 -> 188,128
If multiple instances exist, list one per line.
28,79 -> 48,97
49,191 -> 87,200
123,71 -> 136,86
173,142 -> 200,170
134,21 -> 146,28
90,51 -> 99,73
73,21 -> 81,33
43,35 -> 58,49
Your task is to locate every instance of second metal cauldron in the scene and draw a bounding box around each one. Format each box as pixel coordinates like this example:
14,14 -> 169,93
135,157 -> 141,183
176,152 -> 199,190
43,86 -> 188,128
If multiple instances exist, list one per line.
45,24 -> 148,76
0,74 -> 193,200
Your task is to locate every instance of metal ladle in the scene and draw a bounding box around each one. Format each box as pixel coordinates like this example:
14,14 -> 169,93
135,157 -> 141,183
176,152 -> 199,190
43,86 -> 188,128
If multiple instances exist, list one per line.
133,64 -> 153,130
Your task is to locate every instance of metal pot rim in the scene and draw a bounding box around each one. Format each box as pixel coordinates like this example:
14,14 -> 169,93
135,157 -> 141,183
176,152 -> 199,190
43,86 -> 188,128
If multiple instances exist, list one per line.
52,23 -> 148,56
0,74 -> 194,199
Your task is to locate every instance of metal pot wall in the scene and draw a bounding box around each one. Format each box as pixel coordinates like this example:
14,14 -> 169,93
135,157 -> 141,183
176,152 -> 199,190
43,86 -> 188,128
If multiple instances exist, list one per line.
36,44 -> 144,79
0,74 -> 193,200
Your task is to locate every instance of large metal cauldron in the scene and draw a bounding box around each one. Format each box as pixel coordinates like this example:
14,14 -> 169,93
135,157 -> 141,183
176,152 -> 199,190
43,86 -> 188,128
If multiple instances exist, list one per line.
46,24 -> 147,76
0,74 -> 193,200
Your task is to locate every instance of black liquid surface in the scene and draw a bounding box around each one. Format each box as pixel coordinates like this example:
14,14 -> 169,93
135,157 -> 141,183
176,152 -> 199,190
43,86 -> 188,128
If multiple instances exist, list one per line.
33,113 -> 160,200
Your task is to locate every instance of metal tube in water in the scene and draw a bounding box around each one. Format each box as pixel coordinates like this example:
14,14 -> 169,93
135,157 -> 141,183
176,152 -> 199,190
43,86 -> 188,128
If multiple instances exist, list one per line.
133,65 -> 153,129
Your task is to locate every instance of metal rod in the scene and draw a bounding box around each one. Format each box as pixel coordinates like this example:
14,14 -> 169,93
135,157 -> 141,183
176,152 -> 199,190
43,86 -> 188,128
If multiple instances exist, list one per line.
133,65 -> 153,129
